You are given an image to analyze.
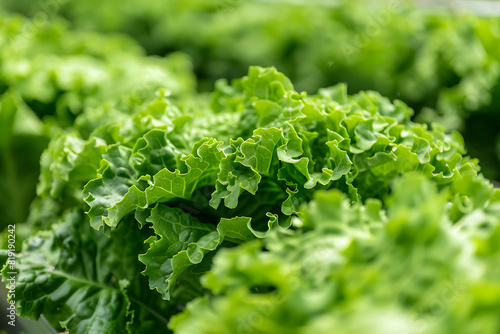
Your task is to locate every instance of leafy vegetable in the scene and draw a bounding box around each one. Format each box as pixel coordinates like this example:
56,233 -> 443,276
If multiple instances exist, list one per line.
4,66 -> 498,333
1,209 -> 174,333
171,175 -> 500,334
0,12 -> 195,239
3,0 -> 499,179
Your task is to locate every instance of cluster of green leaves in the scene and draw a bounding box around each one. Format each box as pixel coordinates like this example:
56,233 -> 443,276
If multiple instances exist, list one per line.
3,66 -> 499,333
3,0 -> 499,180
171,175 -> 500,334
0,13 -> 195,124
0,13 -> 195,239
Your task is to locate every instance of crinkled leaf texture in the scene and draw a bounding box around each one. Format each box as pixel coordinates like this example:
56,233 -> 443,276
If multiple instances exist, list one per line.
1,211 -> 131,332
170,174 -> 500,334
84,68 -> 491,234
139,204 -> 283,300
84,137 -> 224,231
1,210 -> 170,333
79,67 -> 499,308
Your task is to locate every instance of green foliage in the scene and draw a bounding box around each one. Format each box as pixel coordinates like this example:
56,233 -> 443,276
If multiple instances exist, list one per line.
0,4 -> 499,332
0,0 -> 500,334
170,175 -> 500,334
0,92 -> 48,233
2,209 -> 173,333
2,0 -> 499,179
4,66 -> 498,332
0,12 -> 195,237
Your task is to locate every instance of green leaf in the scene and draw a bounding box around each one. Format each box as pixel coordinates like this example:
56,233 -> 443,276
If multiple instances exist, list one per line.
210,128 -> 282,209
138,205 -> 280,301
1,211 -> 133,333
138,205 -> 217,300
143,138 -> 224,206
132,129 -> 181,176
84,135 -> 224,230
84,144 -> 140,231
171,174 -> 491,334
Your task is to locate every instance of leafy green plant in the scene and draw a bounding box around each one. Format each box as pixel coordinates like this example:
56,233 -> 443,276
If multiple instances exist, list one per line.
0,13 -> 195,237
3,67 -> 498,333
171,175 -> 500,334
3,0 -> 499,179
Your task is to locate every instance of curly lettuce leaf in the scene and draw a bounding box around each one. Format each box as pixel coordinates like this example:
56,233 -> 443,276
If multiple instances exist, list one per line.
139,204 -> 284,301
2,212 -> 130,333
170,174 -> 500,334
